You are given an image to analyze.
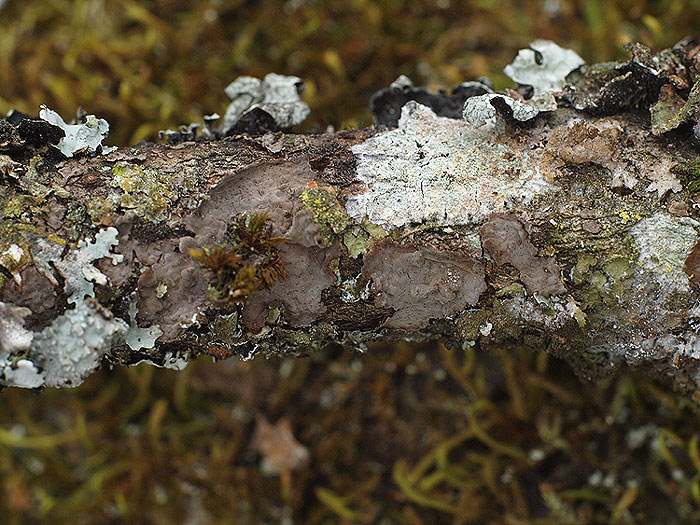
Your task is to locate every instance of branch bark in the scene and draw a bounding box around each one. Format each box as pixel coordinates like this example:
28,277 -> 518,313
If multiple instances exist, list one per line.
3,41 -> 700,391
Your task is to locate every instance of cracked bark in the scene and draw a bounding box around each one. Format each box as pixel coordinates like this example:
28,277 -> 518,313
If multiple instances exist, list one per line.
3,45 -> 700,391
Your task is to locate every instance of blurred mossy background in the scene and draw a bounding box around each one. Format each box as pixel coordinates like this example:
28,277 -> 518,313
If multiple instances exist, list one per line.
3,0 -> 700,145
4,0 -> 700,523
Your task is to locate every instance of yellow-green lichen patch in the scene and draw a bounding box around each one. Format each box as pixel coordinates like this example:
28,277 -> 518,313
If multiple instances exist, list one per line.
110,162 -> 177,221
603,256 -> 633,282
569,241 -> 639,333
86,197 -> 117,223
343,218 -> 387,258
578,253 -> 636,313
0,190 -> 46,288
155,282 -> 168,299
571,253 -> 597,286
672,158 -> 700,192
0,241 -> 30,289
300,186 -> 349,244
2,194 -> 44,219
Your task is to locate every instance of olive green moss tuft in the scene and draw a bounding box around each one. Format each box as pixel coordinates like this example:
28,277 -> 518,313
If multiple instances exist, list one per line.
188,212 -> 286,306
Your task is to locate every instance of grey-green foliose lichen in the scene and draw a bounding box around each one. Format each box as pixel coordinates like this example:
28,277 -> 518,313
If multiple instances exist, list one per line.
39,106 -> 110,158
1,228 -> 165,388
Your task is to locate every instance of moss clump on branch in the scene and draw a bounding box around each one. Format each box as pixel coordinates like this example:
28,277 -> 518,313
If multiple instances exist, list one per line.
188,212 -> 287,306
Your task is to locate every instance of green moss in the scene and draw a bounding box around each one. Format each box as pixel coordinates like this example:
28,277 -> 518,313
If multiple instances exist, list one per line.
110,162 -> 177,221
189,212 -> 286,307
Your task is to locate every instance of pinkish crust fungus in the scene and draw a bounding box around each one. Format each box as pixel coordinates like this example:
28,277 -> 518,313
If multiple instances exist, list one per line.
102,160 -> 325,339
285,208 -> 324,248
95,218 -> 208,342
685,242 -> 700,288
184,159 -> 315,242
184,159 -> 331,332
136,247 -> 209,341
0,266 -> 58,328
241,243 -> 335,332
362,241 -> 486,329
480,214 -> 566,297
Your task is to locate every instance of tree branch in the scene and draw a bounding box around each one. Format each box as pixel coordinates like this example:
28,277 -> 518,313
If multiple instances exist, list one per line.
3,39 -> 700,391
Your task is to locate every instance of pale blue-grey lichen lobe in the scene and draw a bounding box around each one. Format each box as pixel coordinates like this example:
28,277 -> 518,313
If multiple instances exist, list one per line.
0,227 -> 166,388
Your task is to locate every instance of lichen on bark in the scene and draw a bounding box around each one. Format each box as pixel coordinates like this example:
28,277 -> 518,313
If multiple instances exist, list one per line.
3,39 -> 700,391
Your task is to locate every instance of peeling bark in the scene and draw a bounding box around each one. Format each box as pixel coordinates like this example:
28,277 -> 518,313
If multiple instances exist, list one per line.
3,42 -> 700,391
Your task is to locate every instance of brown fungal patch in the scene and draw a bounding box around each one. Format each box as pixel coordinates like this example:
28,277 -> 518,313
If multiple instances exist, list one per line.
537,118 -> 644,193
303,131 -> 366,187
184,159 -> 315,242
480,214 -> 566,297
361,241 -> 486,329
546,120 -> 622,166
685,242 -> 700,287
241,243 -> 335,332
136,245 -> 208,341
0,265 -> 59,330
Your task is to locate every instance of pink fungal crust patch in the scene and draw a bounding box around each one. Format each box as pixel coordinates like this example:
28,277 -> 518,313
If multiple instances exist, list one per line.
184,159 -> 316,242
241,243 -> 335,332
101,159 -> 331,340
480,213 -> 566,297
362,241 -> 486,329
